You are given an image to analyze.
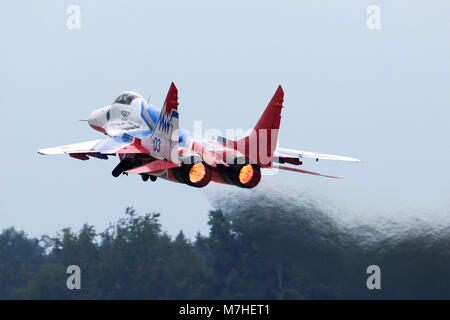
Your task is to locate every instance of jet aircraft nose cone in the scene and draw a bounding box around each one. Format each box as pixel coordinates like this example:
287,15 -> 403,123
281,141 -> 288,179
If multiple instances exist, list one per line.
88,107 -> 108,133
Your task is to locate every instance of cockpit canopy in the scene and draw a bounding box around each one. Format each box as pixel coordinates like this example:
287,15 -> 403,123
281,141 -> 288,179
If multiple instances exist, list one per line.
113,92 -> 142,105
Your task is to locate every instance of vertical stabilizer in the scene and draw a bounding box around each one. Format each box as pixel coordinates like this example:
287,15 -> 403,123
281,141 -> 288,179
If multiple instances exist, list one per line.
235,85 -> 284,167
144,82 -> 180,160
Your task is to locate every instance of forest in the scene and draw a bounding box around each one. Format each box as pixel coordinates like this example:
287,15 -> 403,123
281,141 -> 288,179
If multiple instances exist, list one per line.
1,191 -> 449,299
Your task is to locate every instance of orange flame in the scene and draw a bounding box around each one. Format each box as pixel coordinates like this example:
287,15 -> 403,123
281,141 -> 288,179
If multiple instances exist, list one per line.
239,164 -> 254,185
189,163 -> 206,183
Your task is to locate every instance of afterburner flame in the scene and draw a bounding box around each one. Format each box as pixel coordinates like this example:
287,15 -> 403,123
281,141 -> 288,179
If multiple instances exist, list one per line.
239,164 -> 254,185
189,163 -> 206,183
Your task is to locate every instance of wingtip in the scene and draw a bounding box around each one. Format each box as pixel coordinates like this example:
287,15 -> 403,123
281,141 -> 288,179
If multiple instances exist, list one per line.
342,156 -> 361,163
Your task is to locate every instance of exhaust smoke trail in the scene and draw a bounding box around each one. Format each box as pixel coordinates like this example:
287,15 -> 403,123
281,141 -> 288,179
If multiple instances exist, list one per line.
208,183 -> 450,299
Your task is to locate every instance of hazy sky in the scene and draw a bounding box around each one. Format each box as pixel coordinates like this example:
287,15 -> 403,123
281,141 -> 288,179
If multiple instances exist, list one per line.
1,0 -> 449,239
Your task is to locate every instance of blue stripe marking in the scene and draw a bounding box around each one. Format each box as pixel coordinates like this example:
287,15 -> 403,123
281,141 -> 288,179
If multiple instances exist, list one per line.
147,107 -> 158,124
141,101 -> 153,129
122,133 -> 133,142
178,126 -> 190,147
157,112 -> 172,134
98,136 -> 127,153
217,136 -> 227,144
128,130 -> 152,138
90,138 -> 108,152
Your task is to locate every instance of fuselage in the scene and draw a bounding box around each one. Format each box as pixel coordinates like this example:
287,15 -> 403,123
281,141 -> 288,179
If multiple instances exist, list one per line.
87,92 -> 257,187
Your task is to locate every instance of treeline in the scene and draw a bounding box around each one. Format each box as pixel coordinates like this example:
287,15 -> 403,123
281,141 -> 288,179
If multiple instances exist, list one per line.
0,208 -> 331,299
1,200 -> 450,299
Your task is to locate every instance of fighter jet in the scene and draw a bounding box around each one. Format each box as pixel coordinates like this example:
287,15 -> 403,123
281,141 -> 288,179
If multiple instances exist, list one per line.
38,83 -> 360,188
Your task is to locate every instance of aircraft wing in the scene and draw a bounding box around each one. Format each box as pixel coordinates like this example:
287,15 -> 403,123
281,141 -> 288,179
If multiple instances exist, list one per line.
274,147 -> 360,163
272,164 -> 341,179
272,147 -> 360,179
38,134 -> 148,157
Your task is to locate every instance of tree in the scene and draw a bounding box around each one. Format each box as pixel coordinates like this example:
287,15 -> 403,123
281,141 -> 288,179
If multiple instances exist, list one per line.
0,228 -> 43,299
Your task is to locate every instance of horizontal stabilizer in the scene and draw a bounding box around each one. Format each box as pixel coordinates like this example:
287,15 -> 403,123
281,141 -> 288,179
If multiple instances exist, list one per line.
126,159 -> 179,174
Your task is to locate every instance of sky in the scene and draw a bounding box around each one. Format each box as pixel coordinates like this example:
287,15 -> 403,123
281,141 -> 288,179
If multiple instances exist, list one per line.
1,0 -> 449,239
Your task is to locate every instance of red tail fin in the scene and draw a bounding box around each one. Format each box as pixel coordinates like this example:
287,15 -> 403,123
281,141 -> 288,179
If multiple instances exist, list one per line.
236,85 -> 284,167
163,82 -> 179,117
